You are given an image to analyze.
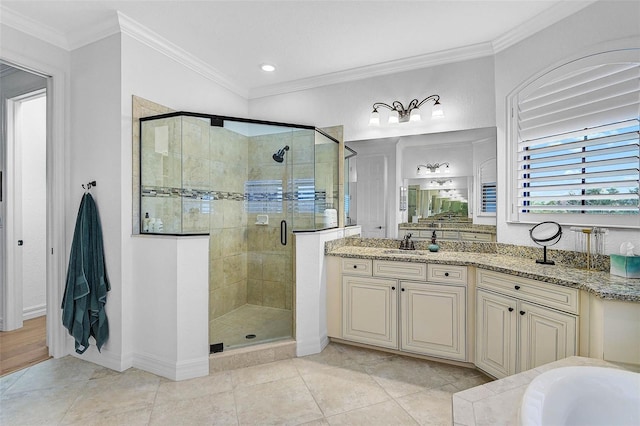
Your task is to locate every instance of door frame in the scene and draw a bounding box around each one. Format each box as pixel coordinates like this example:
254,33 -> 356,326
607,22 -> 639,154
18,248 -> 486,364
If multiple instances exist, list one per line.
0,52 -> 68,358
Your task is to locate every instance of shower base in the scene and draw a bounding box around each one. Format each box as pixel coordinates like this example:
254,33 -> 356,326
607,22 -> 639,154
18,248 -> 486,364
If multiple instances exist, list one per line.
209,304 -> 293,351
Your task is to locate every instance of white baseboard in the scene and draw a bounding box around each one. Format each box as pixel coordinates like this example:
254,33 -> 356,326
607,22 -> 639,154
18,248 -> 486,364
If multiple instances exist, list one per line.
72,344 -> 129,372
23,304 -> 46,320
296,333 -> 329,357
133,351 -> 209,381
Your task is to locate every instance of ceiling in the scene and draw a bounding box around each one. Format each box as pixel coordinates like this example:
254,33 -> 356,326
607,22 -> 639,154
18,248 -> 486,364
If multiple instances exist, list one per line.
1,1 -> 596,98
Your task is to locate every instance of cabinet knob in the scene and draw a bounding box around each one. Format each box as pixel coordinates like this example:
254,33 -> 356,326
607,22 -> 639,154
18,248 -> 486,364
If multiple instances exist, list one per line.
508,307 -> 514,312
353,265 -> 357,269
514,285 -> 521,290
520,310 -> 526,315
444,272 -> 450,277
401,288 -> 405,292
392,286 -> 396,291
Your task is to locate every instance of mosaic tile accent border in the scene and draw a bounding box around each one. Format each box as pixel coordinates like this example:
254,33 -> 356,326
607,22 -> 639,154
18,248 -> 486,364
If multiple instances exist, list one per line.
141,186 -> 329,202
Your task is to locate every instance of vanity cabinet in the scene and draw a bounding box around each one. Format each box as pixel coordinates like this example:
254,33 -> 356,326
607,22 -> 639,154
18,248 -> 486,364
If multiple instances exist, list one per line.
401,281 -> 466,361
476,270 -> 578,379
339,259 -> 468,361
342,275 -> 398,349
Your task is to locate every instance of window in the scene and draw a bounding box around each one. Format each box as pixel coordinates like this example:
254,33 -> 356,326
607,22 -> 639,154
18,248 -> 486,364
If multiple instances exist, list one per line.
245,180 -> 283,213
481,182 -> 497,213
245,178 -> 324,214
510,50 -> 640,227
478,158 -> 497,216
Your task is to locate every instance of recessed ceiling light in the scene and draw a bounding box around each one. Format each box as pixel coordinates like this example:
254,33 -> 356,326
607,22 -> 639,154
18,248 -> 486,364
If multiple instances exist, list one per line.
261,64 -> 276,72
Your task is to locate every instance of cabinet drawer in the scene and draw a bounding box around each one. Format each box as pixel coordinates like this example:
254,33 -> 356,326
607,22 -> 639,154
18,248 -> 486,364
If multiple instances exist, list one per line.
427,264 -> 468,285
440,231 -> 459,240
459,232 -> 493,242
477,269 -> 578,314
419,230 -> 436,238
373,260 -> 427,281
342,258 -> 372,276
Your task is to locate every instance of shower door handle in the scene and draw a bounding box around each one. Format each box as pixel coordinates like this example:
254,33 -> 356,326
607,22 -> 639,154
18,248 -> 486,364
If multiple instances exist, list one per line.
280,220 -> 287,246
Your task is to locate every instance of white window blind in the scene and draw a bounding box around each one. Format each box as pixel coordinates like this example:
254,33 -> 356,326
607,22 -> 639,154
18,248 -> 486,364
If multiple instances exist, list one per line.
515,59 -> 640,218
245,180 -> 283,213
482,183 -> 497,213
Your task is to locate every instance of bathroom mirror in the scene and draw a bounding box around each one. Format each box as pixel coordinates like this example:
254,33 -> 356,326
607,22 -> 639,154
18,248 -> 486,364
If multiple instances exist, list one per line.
345,127 -> 496,239
407,182 -> 470,221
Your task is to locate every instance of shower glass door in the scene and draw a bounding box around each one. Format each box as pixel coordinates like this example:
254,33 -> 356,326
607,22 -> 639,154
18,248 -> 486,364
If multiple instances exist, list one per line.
208,119 -> 314,351
140,112 -> 340,352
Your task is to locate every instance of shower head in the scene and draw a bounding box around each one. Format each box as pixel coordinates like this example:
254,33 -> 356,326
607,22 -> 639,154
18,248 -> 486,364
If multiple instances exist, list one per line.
272,145 -> 290,163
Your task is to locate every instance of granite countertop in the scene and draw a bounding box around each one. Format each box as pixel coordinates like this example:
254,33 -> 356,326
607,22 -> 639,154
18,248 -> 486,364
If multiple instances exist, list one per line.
326,246 -> 640,302
452,356 -> 632,426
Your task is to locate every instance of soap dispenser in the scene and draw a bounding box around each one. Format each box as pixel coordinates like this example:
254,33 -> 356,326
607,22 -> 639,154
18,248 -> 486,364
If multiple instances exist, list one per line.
143,212 -> 151,232
428,230 -> 440,252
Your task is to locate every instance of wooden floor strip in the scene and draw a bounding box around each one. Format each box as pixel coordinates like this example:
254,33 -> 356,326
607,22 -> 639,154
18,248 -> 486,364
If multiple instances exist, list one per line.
0,316 -> 51,376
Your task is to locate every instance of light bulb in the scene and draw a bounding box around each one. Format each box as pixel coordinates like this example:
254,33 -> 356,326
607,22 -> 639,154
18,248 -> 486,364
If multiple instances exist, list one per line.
388,110 -> 399,125
409,108 -> 421,122
369,110 -> 380,126
432,101 -> 444,118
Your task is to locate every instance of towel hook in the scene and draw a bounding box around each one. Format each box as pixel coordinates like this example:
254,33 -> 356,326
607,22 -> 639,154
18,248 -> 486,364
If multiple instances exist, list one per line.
82,180 -> 97,191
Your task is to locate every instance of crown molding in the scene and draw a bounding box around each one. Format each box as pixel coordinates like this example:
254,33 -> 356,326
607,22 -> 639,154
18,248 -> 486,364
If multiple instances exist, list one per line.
492,0 -> 598,53
116,12 -> 247,98
66,13 -> 120,51
0,4 -> 68,50
2,2 -> 601,100
248,42 -> 495,99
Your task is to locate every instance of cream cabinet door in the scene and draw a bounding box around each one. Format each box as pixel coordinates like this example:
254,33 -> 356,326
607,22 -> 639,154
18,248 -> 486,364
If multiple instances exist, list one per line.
519,301 -> 577,371
400,282 -> 466,361
476,289 -> 517,378
342,276 -> 398,349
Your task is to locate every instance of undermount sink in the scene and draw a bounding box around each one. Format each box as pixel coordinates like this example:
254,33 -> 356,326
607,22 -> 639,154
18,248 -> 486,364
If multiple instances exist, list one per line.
519,366 -> 640,426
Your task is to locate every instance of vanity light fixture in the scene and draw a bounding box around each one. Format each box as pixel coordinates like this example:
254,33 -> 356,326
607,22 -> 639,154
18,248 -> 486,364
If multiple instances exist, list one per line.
369,94 -> 443,126
430,179 -> 452,186
417,162 -> 450,175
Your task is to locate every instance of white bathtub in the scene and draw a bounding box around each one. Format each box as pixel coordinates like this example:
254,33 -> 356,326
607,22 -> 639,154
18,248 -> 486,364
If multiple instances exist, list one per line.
519,366 -> 640,426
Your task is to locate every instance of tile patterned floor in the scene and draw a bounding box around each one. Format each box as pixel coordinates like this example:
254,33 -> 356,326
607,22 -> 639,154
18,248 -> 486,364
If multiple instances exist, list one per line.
210,304 -> 293,350
0,342 -> 492,425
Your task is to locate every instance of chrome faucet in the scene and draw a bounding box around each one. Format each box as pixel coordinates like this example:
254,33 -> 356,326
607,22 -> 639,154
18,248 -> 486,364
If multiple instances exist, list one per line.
399,233 -> 416,250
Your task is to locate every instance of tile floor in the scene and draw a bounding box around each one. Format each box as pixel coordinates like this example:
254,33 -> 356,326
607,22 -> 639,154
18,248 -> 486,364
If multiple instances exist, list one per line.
210,304 -> 293,350
0,342 -> 492,425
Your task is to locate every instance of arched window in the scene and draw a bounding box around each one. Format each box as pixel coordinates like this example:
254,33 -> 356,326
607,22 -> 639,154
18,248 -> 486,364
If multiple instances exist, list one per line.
508,49 -> 639,227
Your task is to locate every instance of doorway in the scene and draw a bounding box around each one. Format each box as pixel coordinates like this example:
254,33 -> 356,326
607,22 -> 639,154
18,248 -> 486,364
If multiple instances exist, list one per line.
0,63 -> 48,367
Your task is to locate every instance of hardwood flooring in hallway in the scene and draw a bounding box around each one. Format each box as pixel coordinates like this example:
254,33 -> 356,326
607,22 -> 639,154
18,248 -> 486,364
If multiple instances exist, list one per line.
0,316 -> 50,376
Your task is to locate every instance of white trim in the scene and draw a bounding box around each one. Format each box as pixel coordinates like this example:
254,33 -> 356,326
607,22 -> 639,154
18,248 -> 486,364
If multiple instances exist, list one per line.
66,13 -> 120,51
72,345 -> 129,373
249,42 -> 495,99
23,303 -> 46,320
2,3 -> 603,99
0,46 -> 69,359
133,351 -> 209,381
0,5 -> 68,50
492,1 -> 598,53
116,12 -> 247,99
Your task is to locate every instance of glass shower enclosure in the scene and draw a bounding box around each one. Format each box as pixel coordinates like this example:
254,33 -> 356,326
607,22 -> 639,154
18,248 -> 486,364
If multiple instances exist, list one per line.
140,112 -> 339,351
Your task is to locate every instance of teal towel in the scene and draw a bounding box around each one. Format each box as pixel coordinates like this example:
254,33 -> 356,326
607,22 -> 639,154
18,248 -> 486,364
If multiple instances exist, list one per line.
61,193 -> 110,354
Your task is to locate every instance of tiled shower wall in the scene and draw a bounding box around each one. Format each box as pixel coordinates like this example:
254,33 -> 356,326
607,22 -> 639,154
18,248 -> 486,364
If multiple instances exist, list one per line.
209,128 -> 249,320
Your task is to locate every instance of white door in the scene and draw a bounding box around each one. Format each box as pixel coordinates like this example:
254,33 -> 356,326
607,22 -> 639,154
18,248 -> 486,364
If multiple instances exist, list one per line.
1,66 -> 47,331
357,155 -> 386,238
